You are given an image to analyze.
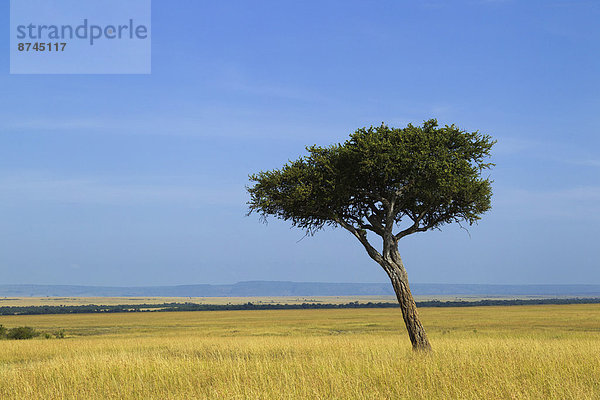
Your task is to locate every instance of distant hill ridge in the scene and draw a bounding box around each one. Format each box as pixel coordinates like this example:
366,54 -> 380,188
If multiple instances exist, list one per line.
1,281 -> 600,297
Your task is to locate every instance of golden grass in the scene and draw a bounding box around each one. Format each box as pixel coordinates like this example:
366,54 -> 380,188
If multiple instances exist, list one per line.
1,304 -> 599,399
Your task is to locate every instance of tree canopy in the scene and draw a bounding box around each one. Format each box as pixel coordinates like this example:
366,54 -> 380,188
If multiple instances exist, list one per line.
247,119 -> 494,241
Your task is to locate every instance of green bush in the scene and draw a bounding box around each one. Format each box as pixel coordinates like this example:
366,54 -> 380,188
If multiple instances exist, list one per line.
0,325 -> 65,340
6,326 -> 39,340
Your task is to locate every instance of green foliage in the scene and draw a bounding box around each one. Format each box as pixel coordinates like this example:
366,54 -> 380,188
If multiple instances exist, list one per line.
6,326 -> 39,340
248,119 -> 494,237
0,324 -> 65,339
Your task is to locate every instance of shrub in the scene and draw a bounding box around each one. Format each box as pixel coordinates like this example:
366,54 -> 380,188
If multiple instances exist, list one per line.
6,326 -> 39,340
0,324 -> 6,338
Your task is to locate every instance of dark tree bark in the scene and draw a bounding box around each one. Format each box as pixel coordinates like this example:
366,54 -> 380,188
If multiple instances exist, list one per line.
382,212 -> 432,351
336,218 -> 432,351
383,256 -> 432,351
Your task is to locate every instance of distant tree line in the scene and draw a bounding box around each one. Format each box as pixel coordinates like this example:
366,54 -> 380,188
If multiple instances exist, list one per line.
0,298 -> 599,316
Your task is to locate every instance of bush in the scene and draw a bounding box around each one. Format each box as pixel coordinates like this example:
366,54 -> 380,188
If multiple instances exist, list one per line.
0,324 -> 6,338
6,326 -> 39,340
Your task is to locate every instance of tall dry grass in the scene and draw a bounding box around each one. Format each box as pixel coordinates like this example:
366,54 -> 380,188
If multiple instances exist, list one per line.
1,305 -> 599,399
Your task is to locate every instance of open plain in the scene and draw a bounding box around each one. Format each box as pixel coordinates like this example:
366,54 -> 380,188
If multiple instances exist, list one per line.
1,304 -> 599,399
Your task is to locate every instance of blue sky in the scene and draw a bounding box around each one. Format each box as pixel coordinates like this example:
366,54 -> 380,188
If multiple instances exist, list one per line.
0,0 -> 599,286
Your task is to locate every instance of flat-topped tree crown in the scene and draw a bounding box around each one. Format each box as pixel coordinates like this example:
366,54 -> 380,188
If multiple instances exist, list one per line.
247,119 -> 495,351
248,119 -> 494,239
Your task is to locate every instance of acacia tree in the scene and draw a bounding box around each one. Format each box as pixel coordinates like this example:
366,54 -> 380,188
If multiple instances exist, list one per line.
247,119 -> 494,351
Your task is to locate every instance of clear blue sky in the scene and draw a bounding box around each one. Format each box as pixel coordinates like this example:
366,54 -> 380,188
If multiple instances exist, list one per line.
1,0 -> 599,286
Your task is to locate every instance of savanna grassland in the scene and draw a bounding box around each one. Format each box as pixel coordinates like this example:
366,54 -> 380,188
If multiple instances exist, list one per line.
0,295 -> 399,307
1,304 -> 599,399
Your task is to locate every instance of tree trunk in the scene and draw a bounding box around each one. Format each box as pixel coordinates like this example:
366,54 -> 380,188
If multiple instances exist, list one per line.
334,216 -> 431,351
384,258 -> 432,352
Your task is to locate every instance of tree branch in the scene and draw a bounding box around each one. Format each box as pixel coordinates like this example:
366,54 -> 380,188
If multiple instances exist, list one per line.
344,215 -> 380,235
394,204 -> 441,240
381,197 -> 397,259
365,214 -> 385,236
367,201 -> 384,217
335,217 -> 383,264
